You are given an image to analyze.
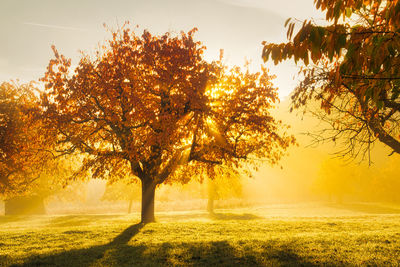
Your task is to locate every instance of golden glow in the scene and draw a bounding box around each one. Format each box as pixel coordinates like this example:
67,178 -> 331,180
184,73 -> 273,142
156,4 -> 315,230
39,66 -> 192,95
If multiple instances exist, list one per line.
205,116 -> 215,126
206,84 -> 233,100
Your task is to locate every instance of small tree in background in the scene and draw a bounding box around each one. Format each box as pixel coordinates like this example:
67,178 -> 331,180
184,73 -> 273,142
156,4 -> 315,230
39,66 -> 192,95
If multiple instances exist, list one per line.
102,177 -> 141,213
0,82 -> 76,214
41,23 -> 295,223
0,82 -> 56,198
312,158 -> 357,203
207,166 -> 243,214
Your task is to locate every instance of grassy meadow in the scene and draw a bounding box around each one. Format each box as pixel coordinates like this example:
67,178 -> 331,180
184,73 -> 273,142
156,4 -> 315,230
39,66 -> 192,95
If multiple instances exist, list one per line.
1,203 -> 400,266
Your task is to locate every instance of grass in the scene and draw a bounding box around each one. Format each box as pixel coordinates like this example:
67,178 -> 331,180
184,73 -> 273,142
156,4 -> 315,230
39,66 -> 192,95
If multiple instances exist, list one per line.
1,203 -> 400,266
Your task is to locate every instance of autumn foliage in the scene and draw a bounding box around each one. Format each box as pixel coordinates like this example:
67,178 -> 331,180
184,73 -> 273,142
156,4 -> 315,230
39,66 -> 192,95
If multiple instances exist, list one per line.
263,0 -> 400,159
41,24 -> 294,222
0,82 -> 54,198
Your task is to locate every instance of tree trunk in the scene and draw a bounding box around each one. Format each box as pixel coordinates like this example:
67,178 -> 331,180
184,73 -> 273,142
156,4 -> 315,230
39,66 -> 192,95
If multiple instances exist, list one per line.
141,178 -> 156,223
207,179 -> 216,214
128,197 -> 133,214
207,197 -> 214,214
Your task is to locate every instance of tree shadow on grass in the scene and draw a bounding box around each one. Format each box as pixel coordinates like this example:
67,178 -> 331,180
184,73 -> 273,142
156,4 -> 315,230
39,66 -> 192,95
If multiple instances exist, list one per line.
0,216 -> 32,224
157,211 -> 210,221
326,202 -> 400,214
12,223 -> 144,267
209,212 -> 262,220
12,223 -> 318,267
109,223 -> 144,245
48,215 -> 122,227
0,214 -> 125,226
157,211 -> 263,222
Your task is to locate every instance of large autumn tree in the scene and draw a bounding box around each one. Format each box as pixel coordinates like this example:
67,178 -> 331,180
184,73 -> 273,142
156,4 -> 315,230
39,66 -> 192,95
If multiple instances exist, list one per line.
263,0 -> 400,160
0,82 -> 55,198
41,24 -> 294,223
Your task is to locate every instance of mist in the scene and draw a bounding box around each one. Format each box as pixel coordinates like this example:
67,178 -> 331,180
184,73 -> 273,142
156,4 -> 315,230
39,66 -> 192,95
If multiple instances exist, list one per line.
2,98 -> 397,218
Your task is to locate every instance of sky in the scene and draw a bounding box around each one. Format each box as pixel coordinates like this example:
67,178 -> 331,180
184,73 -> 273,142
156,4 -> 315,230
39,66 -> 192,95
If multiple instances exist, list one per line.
0,0 -> 324,98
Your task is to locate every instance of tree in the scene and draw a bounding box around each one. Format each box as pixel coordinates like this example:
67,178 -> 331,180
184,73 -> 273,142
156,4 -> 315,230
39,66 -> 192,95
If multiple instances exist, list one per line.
206,166 -> 243,214
102,177 -> 141,213
312,158 -> 358,203
41,24 -> 295,223
0,82 -> 54,199
263,0 -> 400,160
0,82 -> 74,215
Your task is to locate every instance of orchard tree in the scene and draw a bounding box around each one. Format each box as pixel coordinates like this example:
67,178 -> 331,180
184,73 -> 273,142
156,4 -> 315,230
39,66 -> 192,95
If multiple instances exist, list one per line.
206,166 -> 243,214
41,24 -> 295,223
0,82 -> 54,198
0,82 -> 73,214
313,158 -> 357,203
102,177 -> 141,213
263,0 -> 400,160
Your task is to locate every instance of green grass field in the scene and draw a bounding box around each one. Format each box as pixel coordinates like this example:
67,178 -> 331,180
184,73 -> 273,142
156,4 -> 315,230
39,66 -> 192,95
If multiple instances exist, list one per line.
1,203 -> 400,266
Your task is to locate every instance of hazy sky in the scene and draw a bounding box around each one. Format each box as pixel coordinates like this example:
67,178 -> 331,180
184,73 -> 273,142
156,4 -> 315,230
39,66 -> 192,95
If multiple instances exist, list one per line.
0,0 -> 323,97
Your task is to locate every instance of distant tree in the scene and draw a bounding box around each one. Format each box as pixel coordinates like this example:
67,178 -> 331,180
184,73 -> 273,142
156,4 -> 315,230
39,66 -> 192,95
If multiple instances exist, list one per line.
41,24 -> 295,223
207,166 -> 243,214
102,177 -> 141,213
364,154 -> 400,202
0,82 -> 54,199
0,82 -> 77,214
263,0 -> 400,160
313,158 -> 358,203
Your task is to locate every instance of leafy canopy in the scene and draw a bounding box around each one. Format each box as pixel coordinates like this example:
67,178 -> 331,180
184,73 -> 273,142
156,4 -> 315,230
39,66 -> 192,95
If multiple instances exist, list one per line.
0,82 -> 56,198
41,23 -> 295,187
263,0 -> 400,159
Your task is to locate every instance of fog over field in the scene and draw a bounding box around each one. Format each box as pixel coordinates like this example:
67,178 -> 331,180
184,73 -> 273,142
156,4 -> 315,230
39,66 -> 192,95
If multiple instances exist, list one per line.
1,0 -> 400,266
2,99 -> 398,217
